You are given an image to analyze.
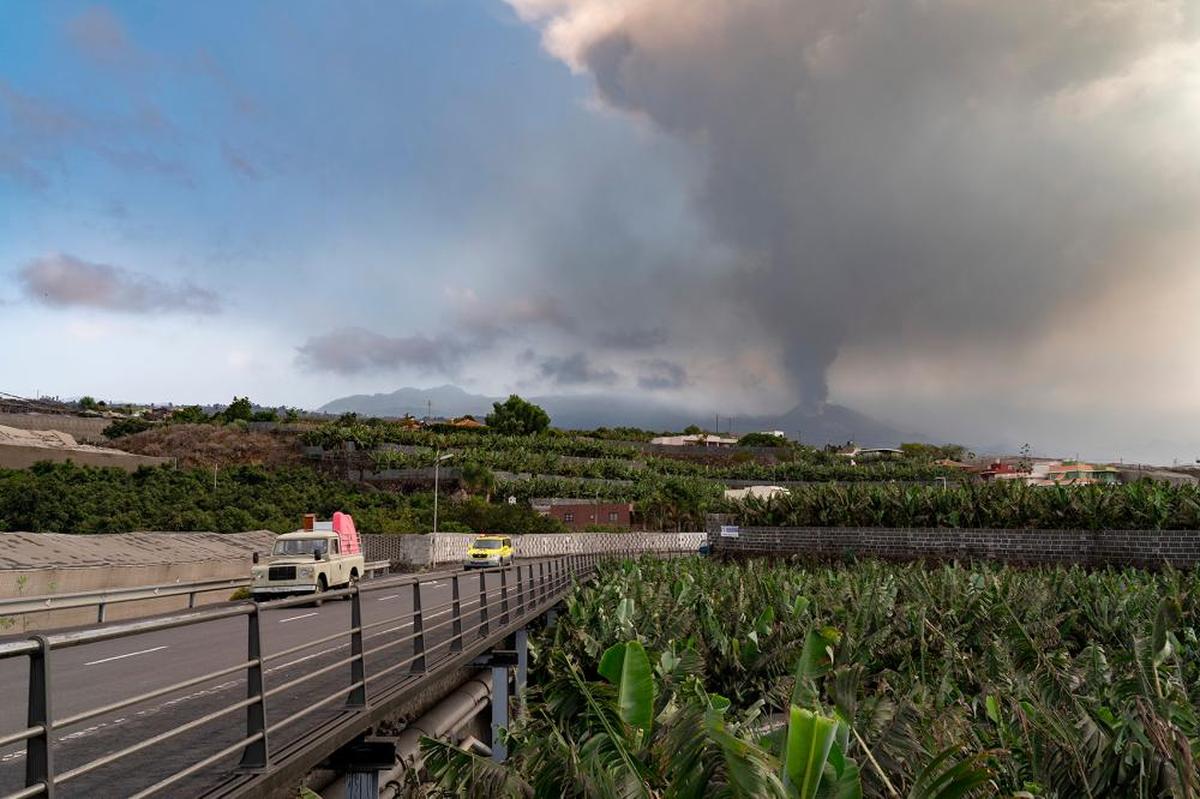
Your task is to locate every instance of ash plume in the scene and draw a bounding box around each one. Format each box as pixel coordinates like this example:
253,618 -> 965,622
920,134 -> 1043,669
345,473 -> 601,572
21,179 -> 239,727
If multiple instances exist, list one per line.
509,0 -> 1200,407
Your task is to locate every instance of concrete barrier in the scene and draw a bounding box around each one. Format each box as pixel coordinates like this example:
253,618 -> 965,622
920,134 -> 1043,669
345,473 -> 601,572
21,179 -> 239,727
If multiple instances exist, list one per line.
0,530 -> 276,630
361,531 -> 706,568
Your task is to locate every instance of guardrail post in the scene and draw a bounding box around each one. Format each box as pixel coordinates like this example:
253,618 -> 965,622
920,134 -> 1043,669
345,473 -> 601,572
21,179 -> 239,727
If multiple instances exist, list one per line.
239,606 -> 269,770
500,566 -> 511,626
26,635 -> 54,798
450,574 -> 463,653
97,602 -> 106,624
514,563 -> 525,616
188,591 -> 197,610
346,585 -> 367,708
411,581 -> 426,673
538,561 -> 547,605
478,571 -> 489,639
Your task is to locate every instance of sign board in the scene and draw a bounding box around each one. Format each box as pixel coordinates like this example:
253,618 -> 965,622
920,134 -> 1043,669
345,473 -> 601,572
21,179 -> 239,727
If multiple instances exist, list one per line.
719,525 -> 740,538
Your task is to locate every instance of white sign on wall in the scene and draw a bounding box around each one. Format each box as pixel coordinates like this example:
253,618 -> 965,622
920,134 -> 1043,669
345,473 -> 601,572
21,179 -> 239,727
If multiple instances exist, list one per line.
719,525 -> 740,538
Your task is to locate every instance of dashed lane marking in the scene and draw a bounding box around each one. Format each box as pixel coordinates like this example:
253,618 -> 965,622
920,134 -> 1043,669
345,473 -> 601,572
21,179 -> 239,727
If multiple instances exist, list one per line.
278,612 -> 319,624
84,646 -> 168,666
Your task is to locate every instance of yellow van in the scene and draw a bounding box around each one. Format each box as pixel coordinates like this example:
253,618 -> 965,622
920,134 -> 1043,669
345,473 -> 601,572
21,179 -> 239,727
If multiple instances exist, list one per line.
465,534 -> 514,568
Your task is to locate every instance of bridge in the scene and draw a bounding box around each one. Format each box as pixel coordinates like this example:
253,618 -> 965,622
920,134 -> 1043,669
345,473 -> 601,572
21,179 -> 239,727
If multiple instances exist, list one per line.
0,549 -> 659,798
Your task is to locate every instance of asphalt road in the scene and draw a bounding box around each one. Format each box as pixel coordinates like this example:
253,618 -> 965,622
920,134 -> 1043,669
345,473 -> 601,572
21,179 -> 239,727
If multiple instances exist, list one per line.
0,559 -> 558,798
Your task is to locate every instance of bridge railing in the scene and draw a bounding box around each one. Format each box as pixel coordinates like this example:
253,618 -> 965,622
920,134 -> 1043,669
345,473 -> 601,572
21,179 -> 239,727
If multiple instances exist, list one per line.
0,552 -> 615,799
0,562 -> 391,625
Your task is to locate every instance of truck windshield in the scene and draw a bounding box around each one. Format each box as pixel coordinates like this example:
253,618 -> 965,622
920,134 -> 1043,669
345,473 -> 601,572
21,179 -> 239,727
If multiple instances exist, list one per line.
473,539 -> 504,550
273,538 -> 327,556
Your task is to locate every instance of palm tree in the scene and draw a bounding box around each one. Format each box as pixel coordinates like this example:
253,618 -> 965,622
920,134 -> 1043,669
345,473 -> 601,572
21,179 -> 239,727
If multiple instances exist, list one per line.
460,461 -> 496,503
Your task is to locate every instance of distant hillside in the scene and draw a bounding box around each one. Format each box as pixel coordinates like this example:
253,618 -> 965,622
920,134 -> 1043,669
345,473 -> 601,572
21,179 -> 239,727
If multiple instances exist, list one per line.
319,385 -> 921,447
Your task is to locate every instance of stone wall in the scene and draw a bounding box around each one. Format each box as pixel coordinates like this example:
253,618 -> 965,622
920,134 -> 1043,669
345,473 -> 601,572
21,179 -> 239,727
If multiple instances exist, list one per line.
708,526 -> 1200,569
361,532 -> 706,568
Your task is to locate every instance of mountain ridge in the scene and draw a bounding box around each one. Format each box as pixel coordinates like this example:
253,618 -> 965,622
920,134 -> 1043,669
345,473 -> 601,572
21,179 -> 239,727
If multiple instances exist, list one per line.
319,385 -> 923,447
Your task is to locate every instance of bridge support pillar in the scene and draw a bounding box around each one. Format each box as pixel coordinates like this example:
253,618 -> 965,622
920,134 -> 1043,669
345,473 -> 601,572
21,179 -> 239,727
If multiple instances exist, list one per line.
346,769 -> 379,799
515,628 -> 528,705
328,739 -> 396,799
491,665 -> 509,763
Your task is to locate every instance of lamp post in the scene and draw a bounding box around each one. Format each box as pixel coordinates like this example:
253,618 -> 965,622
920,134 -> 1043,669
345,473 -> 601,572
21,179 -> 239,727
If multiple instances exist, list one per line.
433,451 -> 455,534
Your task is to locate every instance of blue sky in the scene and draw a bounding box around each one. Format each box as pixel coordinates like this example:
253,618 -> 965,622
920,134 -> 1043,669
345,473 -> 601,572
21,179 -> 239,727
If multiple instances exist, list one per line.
1,1 -> 702,407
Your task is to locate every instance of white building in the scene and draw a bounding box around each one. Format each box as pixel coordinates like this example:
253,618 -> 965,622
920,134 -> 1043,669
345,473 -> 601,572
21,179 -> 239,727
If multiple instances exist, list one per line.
724,485 -> 791,502
650,433 -> 739,448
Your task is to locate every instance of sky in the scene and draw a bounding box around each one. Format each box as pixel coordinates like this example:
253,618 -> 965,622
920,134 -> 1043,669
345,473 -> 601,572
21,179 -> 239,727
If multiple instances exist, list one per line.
2,1 -> 1200,463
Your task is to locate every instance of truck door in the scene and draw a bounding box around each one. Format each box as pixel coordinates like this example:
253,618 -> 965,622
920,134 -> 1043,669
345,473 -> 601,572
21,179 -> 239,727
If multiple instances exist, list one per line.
331,538 -> 345,585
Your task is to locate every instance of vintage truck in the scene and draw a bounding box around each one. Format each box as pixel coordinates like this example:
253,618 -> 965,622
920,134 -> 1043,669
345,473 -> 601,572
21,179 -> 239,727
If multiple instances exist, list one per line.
250,512 -> 365,601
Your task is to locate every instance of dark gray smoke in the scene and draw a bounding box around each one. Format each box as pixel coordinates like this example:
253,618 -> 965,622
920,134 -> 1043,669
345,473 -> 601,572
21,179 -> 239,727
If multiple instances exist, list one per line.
510,0 -> 1200,406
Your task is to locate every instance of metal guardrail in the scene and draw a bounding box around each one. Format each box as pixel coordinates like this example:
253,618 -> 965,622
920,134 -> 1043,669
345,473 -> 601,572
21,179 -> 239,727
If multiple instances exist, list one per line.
0,551 -> 620,799
0,562 -> 391,624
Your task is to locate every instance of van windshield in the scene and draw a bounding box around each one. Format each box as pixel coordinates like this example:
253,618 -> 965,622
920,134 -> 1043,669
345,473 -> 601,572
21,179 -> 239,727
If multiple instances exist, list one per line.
473,539 -> 504,550
273,538 -> 327,556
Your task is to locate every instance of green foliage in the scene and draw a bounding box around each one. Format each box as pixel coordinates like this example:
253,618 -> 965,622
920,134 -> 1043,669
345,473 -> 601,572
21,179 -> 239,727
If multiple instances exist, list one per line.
737,479 -> 1200,530
459,461 -> 497,501
598,641 -> 656,742
78,395 -> 98,411
739,432 -> 791,448
899,443 -> 968,461
102,417 -> 155,439
169,405 -> 209,424
538,557 -> 1198,798
0,462 -> 554,535
487,395 -> 551,436
220,396 -> 254,423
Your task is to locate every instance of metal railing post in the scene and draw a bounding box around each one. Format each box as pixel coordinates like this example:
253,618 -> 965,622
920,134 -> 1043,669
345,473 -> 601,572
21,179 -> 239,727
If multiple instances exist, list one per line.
411,580 -> 426,673
26,635 -> 54,797
238,606 -> 269,770
188,591 -> 197,609
538,561 -> 547,605
346,584 -> 367,708
515,562 -> 525,616
97,602 -> 106,624
478,571 -> 489,639
500,566 -> 511,626
450,574 -> 464,653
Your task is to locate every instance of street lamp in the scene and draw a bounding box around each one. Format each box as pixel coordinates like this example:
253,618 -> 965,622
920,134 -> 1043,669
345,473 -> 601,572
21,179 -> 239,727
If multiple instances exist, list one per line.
433,450 -> 455,534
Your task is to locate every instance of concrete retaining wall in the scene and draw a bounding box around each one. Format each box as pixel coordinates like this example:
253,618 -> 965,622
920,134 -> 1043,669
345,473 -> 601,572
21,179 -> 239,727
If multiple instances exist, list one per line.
0,444 -> 171,472
708,526 -> 1200,569
0,413 -> 111,444
361,532 -> 706,568
0,531 -> 276,630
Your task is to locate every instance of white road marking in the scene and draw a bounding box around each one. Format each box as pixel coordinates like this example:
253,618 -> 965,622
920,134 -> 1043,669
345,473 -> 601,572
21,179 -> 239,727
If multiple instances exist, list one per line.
84,646 -> 168,666
278,612 -> 318,624
268,645 -> 345,673
376,594 -> 401,602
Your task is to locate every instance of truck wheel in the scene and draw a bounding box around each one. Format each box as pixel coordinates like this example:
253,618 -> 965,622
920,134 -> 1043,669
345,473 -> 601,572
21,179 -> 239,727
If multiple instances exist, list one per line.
313,575 -> 328,607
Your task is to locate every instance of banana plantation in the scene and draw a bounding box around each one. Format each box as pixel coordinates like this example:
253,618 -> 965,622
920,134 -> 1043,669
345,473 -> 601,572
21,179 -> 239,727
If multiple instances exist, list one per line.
414,557 -> 1199,798
302,420 -> 957,484
737,480 -> 1200,530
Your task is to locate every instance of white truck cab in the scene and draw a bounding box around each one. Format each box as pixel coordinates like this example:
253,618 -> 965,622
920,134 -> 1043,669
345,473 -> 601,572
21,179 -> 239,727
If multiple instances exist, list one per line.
251,512 -> 365,601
